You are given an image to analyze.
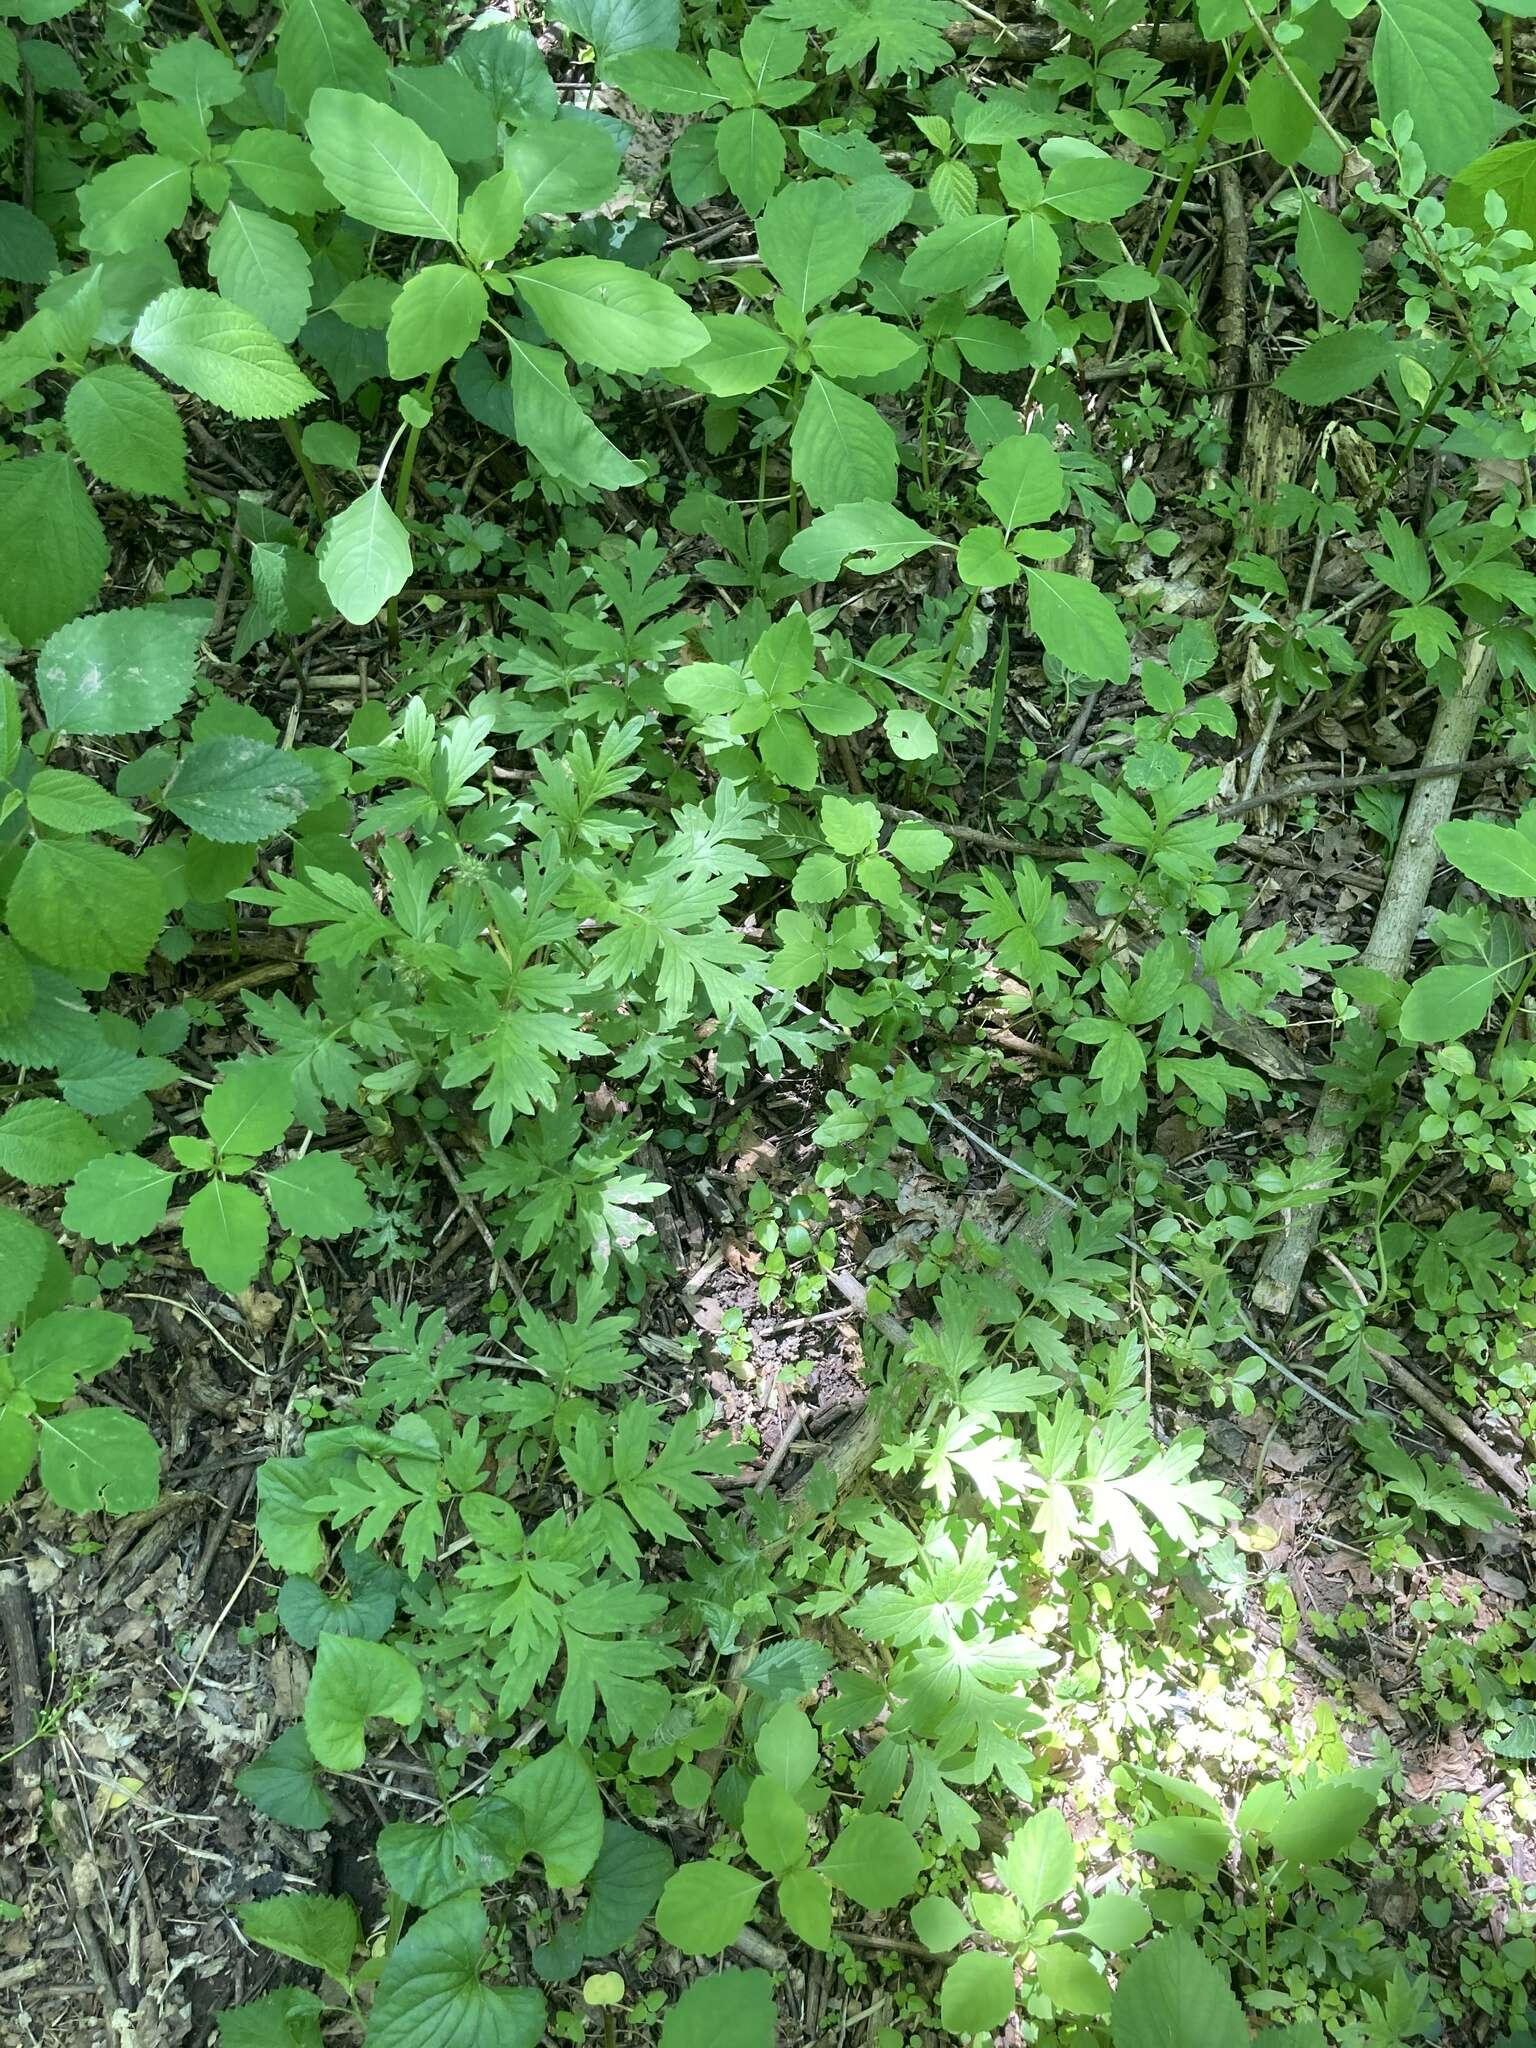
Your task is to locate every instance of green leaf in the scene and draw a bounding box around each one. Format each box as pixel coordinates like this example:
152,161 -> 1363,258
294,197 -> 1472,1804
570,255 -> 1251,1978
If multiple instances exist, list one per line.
504,121 -> 621,214
1131,1815 -> 1232,1881
203,1059 -> 298,1158
453,21 -> 558,124
182,1178 -> 270,1292
317,485 -> 413,624
501,340 -> 644,488
791,374 -> 898,510
1070,1887 -> 1154,1953
240,1893 -> 358,1979
7,838 -> 166,976
223,130 -> 334,215
1265,1770 -> 1382,1865
1372,0 -> 1499,177
681,312 -> 789,397
1004,211 -> 1061,319
515,257 -> 706,372
147,34 -> 244,113
1037,1944 -> 1111,2016
38,1407 -> 160,1515
901,214 -> 1006,294
754,1701 -> 818,1791
1448,139 -> 1536,241
717,106 -> 786,215
390,64 -> 499,165
133,289 -> 319,420
777,1867 -> 832,1949
887,821 -> 953,871
25,768 -> 140,837
534,1819 -> 673,1977
0,1099 -> 106,1186
64,366 -> 189,502
1436,819 -> 1536,897
275,0 -> 390,114
61,1154 -> 177,1245
821,1813 -> 923,1910
1248,56 -> 1319,166
781,501 -> 934,578
506,1743 -> 605,1886
957,525 -> 1020,589
278,1544 -> 398,1651
217,1987 -> 324,2048
1110,1931 -> 1247,2048
1399,960 -> 1501,1042
654,1860 -> 764,1955
1044,145 -> 1152,220
386,264 -> 488,380
165,737 -> 320,842
0,941 -> 23,1039
658,1969 -> 776,2048
303,1635 -> 424,1771
1294,196 -> 1362,319
36,602 -> 208,736
1275,323 -> 1395,404
0,201 -> 56,283
911,1895 -> 972,1951
807,312 -> 922,380
306,88 -> 459,238
76,155 -> 191,254
1025,566 -> 1130,684
11,1308 -> 133,1402
550,0 -> 680,64
0,1206 -> 50,1328
0,453 -> 108,647
378,1800 -> 521,1908
370,1898 -> 545,2048
605,48 -> 724,112
234,1726 -> 335,1829
458,165 -> 526,266
208,204 -> 314,345
979,433 -> 1064,531
265,1152 -> 372,1237
742,1775 -> 807,1877
997,1807 -> 1076,1917
940,1951 -> 1016,2036
757,179 -> 870,314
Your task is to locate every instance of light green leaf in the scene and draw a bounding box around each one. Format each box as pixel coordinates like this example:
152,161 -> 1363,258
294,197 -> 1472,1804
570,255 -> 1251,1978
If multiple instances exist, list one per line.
1004,211 -> 1061,319
1275,323 -> 1395,404
757,179 -> 870,314
821,1813 -> 923,1910
61,1154 -> 177,1245
458,166 -> 526,266
1295,196 -> 1362,319
203,1059 -> 298,1158
1248,56 -> 1319,166
208,204 -> 314,344
655,1861 -> 764,1956
369,1898 -> 544,2048
1110,1931 -> 1247,2048
550,0 -> 680,64
754,1701 -> 818,1791
147,34 -> 245,114
390,64 -> 498,165
940,1951 -> 1016,2036
505,1744 -> 605,1887
1044,144 -> 1152,220
605,48 -> 724,112
0,453 -> 108,647
223,130 -> 334,216
317,485 -> 413,624
1372,0 -> 1500,176
1399,961 -> 1502,1042
717,106 -> 785,214
133,289 -> 319,420
386,264 -> 488,379
901,213 -> 1007,294
911,1895 -> 972,1951
304,1635 -> 424,1771
1071,1886 -> 1153,1952
38,1407 -> 160,1515
265,1152 -> 372,1237
956,525 -> 1020,588
1265,1770 -> 1382,1866
1447,139 -> 1536,241
790,373 -> 898,510
36,602 -> 207,737
504,121 -> 621,215
777,1868 -> 832,1950
1131,1814 -> 1232,1880
182,1178 -> 270,1292
1037,1944 -> 1111,2016
452,20 -> 558,124
681,312 -> 789,397
217,1987 -> 324,2048
1025,566 -> 1130,683
64,365 -> 189,502
306,88 -> 459,239
515,257 -> 707,372
742,1775 -> 807,1877
502,340 -> 644,488
979,433 -> 1065,530
276,0 -> 390,114
807,312 -> 923,380
657,1970 -> 776,2048
76,155 -> 191,254
7,838 -> 166,976
1436,819 -> 1536,897
11,1309 -> 133,1401
997,1807 -> 1076,1916
165,737 -> 319,842
25,767 -> 140,837
240,1894 -> 359,1979
781,501 -> 935,578
0,1206 -> 50,1329
0,1099 -> 106,1186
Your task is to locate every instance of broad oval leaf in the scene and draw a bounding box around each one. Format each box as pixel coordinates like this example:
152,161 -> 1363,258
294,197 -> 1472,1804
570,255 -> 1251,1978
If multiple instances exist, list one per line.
515,257 -> 707,372
306,88 -> 459,239
303,1635 -> 425,1771
1025,565 -> 1131,684
133,289 -> 320,420
36,602 -> 208,736
317,485 -> 413,624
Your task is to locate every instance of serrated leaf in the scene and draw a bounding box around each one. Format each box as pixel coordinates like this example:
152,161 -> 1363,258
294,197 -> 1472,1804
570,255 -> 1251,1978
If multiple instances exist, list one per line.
76,154 -> 191,254
680,312 -> 788,397
304,1635 -> 424,1771
0,1099 -> 106,1186
316,484 -> 413,624
0,1206 -> 50,1328
941,1950 -> 1016,2035
25,768 -> 140,837
997,1807 -> 1076,1916
386,263 -> 487,379
276,0 -> 390,115
307,88 -> 459,239
208,204 -> 314,344
605,48 -> 723,112
515,257 -> 706,372
0,201 -> 56,283
240,1893 -> 359,1978
1436,819 -> 1536,897
370,1898 -> 545,2048
978,433 -> 1064,530
1275,323 -> 1395,405
165,736 -> 320,841
1265,1770 -> 1382,1865
1044,145 -> 1152,221
658,1970 -> 776,2048
64,365 -> 189,502
778,1868 -> 832,1950
1110,1930 -> 1247,2048
265,1152 -> 372,1237
902,213 -> 1006,294
0,453 -> 108,648
717,106 -> 785,215
458,165 -> 526,266
223,130 -> 334,215
203,1058 -> 298,1157
821,1813 -> 923,1909
36,602 -> 208,737
549,0 -> 680,63
1004,209 -> 1061,320
38,1407 -> 160,1515
742,1775 -> 807,1877
182,1178 -> 270,1292
61,1154 -> 177,1245
7,838 -> 166,976
1372,0 -> 1499,177
133,289 -> 320,420
1399,961 -> 1502,1042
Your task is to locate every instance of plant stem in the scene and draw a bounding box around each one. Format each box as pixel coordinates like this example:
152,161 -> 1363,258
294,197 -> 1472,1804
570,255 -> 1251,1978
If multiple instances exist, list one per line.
1148,28 -> 1255,276
386,367 -> 443,650
192,0 -> 236,61
280,418 -> 327,523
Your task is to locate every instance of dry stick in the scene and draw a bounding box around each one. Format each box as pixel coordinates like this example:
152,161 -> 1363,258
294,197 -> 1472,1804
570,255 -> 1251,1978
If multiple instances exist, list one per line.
1373,1349 -> 1527,1503
1251,633 -> 1497,1320
0,1569 -> 44,1810
1211,749 -> 1522,823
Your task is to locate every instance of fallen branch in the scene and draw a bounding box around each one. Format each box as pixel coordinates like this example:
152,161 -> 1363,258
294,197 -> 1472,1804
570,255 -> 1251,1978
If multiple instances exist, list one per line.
1252,633 -> 1497,1319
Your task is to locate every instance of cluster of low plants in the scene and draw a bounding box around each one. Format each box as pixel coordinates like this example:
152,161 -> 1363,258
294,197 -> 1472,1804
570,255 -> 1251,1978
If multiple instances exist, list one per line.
3,0 -> 1536,2040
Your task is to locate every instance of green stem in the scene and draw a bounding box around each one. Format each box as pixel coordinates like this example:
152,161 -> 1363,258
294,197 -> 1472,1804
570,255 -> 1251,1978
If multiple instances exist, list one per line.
1148,28 -> 1255,277
938,586 -> 980,696
192,0 -> 237,61
1494,954 -> 1536,1054
386,367 -> 443,650
279,417 -> 327,523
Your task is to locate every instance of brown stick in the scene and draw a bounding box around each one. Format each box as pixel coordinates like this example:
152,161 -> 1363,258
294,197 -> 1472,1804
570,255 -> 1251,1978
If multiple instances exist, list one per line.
1211,750 -> 1523,823
0,1569 -> 43,1810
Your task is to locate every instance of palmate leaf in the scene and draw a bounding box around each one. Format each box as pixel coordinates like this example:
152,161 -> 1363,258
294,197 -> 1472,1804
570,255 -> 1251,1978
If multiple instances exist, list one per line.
64,364 -> 189,501
133,289 -> 320,420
